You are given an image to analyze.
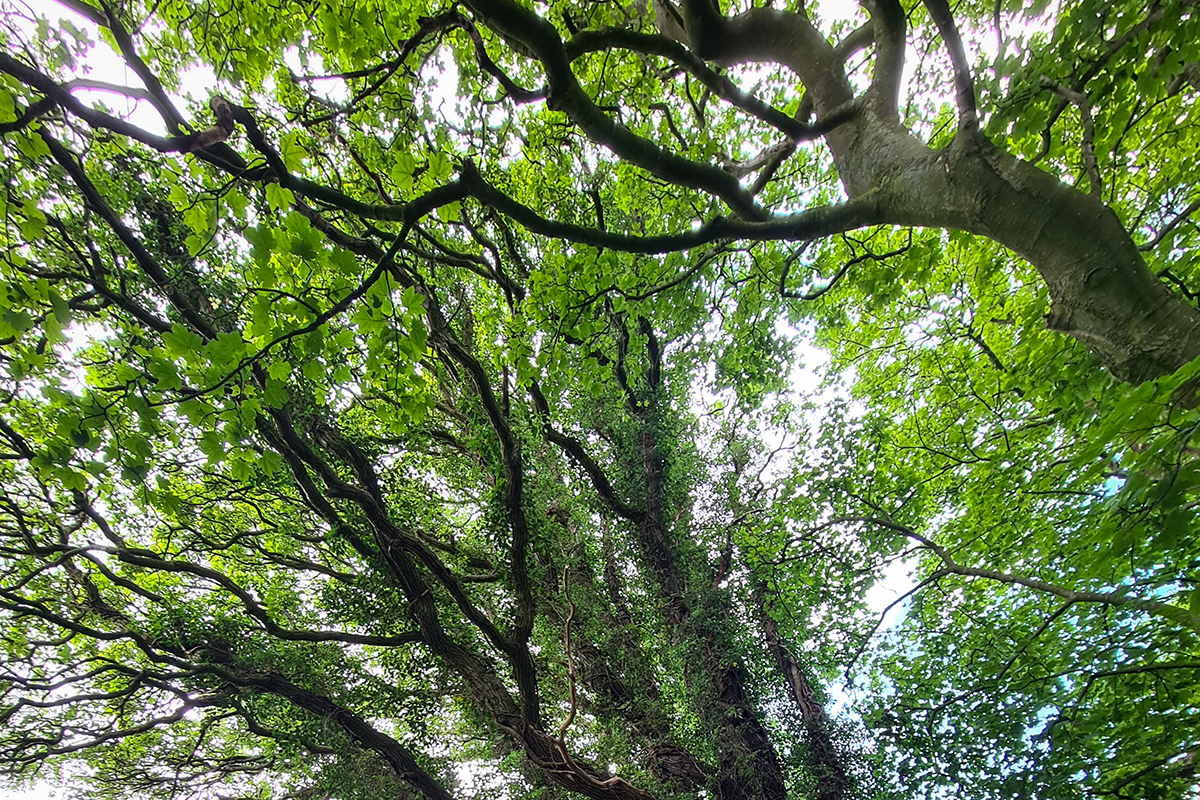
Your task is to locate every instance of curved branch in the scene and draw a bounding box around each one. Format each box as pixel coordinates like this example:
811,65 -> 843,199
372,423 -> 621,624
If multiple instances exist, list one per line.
303,9 -> 466,125
779,231 -> 912,301
829,516 -> 1200,632
565,27 -> 857,142
461,160 -> 886,252
0,96 -> 56,133
1139,198 -> 1200,251
834,19 -> 875,62
86,544 -> 422,648
40,132 -> 219,339
0,53 -> 236,157
1031,2 -> 1166,164
1042,79 -> 1101,196
88,0 -> 189,133
529,382 -> 645,523
462,0 -> 767,220
232,671 -> 457,800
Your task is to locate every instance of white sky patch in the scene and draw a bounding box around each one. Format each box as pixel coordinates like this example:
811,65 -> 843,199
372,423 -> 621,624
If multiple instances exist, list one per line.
0,786 -> 59,800
41,0 -> 214,138
817,0 -> 865,24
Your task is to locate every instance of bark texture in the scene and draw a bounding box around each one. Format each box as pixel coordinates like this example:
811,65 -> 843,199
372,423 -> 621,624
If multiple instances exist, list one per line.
651,0 -> 1200,383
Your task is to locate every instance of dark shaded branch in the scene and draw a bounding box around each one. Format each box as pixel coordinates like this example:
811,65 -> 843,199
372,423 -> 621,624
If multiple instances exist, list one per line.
303,9 -> 467,125
0,418 -> 35,460
231,104 -> 470,226
51,0 -> 108,25
754,582 -> 847,800
667,3 -> 854,115
528,383 -> 644,523
0,97 -> 56,133
462,0 -> 767,220
41,132 -> 218,339
264,412 -> 517,659
460,160 -> 886,253
780,231 -> 911,300
94,0 -> 189,134
7,59 -> 878,257
0,53 -> 237,157
420,296 -> 538,678
460,20 -> 547,103
565,28 -> 857,142
86,544 -> 423,648
234,672 -> 457,800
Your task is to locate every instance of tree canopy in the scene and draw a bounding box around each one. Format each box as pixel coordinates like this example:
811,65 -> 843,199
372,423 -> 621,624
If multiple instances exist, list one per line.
1,0 -> 1199,798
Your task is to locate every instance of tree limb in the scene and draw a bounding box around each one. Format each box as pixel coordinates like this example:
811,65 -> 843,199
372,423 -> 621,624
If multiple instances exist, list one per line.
462,0 -> 767,220
1042,79 -> 1102,197
922,0 -> 979,138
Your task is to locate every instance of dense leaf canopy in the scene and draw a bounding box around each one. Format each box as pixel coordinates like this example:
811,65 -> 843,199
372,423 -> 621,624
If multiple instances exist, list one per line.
1,0 -> 1199,798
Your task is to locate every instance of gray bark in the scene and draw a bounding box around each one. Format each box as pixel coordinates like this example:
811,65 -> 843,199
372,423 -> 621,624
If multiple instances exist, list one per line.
836,118 -> 1200,383
697,2 -> 1200,384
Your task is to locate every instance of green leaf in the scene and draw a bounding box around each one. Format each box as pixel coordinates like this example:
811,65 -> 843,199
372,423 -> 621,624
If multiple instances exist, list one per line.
280,132 -> 306,172
162,324 -> 204,358
301,359 -> 324,382
265,182 -> 295,212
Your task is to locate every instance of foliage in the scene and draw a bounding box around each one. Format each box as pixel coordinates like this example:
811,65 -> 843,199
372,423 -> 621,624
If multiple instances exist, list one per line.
0,0 -> 1199,799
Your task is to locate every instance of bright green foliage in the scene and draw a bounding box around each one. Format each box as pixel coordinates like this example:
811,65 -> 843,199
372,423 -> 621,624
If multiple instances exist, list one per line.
1,0 -> 1199,799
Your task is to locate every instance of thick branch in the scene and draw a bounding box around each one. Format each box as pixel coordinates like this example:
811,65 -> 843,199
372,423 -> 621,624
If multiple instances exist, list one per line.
88,544 -> 422,648
564,28 -> 857,142
462,0 -> 767,220
236,672 -> 456,800
867,0 -> 906,119
754,582 -> 847,800
460,160 -> 885,252
41,132 -> 218,339
529,383 -> 645,523
0,53 -> 235,157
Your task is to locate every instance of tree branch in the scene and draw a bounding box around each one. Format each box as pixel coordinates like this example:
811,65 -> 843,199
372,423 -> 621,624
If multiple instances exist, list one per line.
1042,79 -> 1102,197
1139,198 -> 1200,251
565,27 -> 858,142
528,382 -> 645,524
462,0 -> 767,220
1032,2 -> 1166,163
460,160 -> 886,253
231,671 -> 457,800
922,0 -> 979,138
867,0 -> 906,119
830,516 -> 1200,632
0,53 -> 237,157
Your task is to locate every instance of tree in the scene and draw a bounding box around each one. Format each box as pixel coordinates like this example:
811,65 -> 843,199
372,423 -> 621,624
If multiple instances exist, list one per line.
0,0 -> 1198,797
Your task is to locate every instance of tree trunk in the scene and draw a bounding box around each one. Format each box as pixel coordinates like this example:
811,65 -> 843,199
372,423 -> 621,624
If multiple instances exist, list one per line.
689,1 -> 1200,385
830,115 -> 1200,384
